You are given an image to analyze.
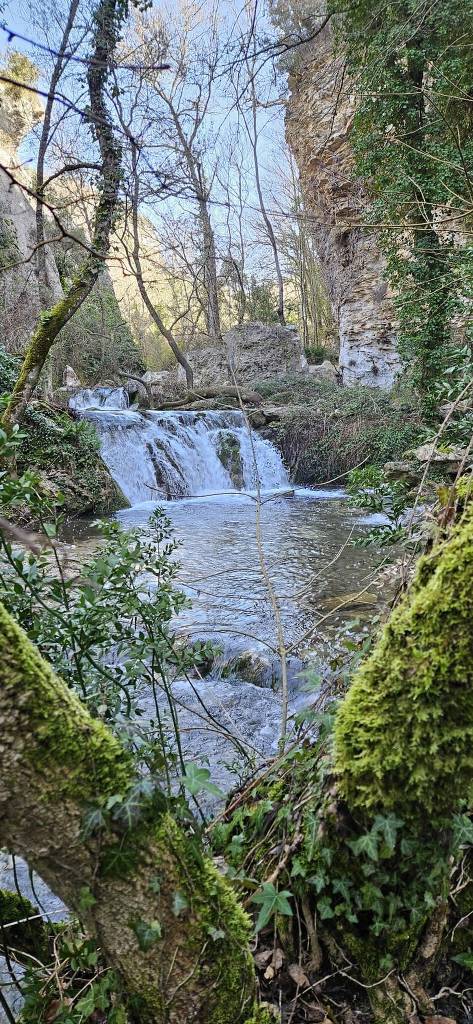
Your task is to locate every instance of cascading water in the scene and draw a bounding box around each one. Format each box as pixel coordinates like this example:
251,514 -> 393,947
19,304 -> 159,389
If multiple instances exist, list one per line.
69,386 -> 130,411
70,390 -> 289,504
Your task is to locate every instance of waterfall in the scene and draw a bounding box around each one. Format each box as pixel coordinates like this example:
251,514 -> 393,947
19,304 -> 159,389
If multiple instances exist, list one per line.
69,386 -> 130,411
71,392 -> 288,504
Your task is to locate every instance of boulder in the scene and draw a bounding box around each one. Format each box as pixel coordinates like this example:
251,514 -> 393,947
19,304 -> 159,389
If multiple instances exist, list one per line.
224,321 -> 308,383
412,442 -> 473,469
62,365 -> 82,388
384,460 -> 420,484
180,322 -> 308,388
307,359 -> 340,383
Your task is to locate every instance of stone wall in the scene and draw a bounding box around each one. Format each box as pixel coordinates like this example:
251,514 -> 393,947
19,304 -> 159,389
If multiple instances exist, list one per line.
282,5 -> 400,388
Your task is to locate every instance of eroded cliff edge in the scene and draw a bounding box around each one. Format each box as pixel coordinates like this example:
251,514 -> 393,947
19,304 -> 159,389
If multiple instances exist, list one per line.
279,3 -> 400,388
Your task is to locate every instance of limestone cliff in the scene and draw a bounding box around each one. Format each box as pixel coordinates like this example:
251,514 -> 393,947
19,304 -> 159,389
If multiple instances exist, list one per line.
281,5 -> 400,387
0,71 -> 63,355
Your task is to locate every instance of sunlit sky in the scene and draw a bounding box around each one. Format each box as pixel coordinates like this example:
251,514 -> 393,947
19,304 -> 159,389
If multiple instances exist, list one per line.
0,0 -> 295,279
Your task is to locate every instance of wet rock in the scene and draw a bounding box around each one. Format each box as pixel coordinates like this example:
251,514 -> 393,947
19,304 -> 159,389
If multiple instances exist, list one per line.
384,459 -> 420,483
318,591 -> 379,612
216,430 -> 244,488
222,650 -> 277,688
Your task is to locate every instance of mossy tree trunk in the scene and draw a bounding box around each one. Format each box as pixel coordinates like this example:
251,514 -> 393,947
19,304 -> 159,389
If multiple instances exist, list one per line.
219,504 -> 473,1023
2,0 -> 124,430
0,601 -> 258,1024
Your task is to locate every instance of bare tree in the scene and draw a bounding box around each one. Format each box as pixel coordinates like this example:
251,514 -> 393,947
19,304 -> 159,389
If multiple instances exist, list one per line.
129,6 -> 223,341
2,0 -> 129,428
128,137 -> 194,387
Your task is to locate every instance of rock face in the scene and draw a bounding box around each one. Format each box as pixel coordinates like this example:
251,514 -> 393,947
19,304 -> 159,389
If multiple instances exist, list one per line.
283,7 -> 400,388
0,77 -> 63,354
178,322 -> 308,386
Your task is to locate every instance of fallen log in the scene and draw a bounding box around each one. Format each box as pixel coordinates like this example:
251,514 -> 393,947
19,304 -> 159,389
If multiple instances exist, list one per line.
157,385 -> 262,409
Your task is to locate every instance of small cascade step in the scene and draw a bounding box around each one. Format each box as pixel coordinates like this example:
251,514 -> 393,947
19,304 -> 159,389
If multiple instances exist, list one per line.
70,393 -> 289,504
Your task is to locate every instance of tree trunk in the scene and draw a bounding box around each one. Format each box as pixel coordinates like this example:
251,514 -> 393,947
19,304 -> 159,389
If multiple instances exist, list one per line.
129,139 -> 194,388
0,600 -> 258,1024
2,0 -> 123,430
198,193 -> 221,339
218,501 -> 473,1021
35,0 -> 80,303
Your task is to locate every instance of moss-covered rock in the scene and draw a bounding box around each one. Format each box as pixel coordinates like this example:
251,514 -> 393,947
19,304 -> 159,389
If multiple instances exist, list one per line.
216,430 -> 244,488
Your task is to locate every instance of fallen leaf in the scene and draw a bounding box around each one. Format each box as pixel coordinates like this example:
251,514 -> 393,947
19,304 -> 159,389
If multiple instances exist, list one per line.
288,962 -> 310,987
254,949 -> 273,969
424,1018 -> 457,1024
271,947 -> 284,972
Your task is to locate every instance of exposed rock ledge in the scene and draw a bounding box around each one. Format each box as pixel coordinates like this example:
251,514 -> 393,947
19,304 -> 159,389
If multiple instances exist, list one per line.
283,6 -> 400,388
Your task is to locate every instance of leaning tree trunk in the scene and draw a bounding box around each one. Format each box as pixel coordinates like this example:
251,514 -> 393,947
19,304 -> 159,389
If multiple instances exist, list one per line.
0,600 -> 262,1024
219,499 -> 473,1023
2,0 -> 124,430
129,139 -> 194,388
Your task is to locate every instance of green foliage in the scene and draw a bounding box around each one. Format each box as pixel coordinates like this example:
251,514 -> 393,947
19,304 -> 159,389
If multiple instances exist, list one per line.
54,265 -> 144,385
0,342 -> 20,391
251,882 -> 293,933
20,924 -> 127,1024
0,428 -> 201,779
255,376 -> 425,484
347,465 -> 411,545
3,51 -> 39,89
244,277 -> 280,323
329,0 -> 473,410
179,763 -> 224,798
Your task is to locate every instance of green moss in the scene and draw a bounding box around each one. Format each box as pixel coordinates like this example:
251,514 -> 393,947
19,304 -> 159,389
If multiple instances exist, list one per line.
0,600 -> 132,803
334,508 -> 473,823
0,889 -> 48,961
243,1008 -> 276,1024
17,406 -> 126,515
154,814 -> 255,1024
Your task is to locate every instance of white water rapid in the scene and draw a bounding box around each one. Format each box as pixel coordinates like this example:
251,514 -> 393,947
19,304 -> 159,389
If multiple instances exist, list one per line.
70,387 -> 289,503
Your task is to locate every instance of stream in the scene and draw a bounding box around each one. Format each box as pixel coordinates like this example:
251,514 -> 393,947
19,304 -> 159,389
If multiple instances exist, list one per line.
1,388 -> 388,1014
65,388 -> 386,781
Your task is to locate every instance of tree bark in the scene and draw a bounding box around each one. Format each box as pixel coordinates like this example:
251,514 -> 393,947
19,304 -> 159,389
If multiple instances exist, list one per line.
35,0 -> 80,303
2,0 -> 124,430
247,72 -> 285,326
0,600 -> 257,1024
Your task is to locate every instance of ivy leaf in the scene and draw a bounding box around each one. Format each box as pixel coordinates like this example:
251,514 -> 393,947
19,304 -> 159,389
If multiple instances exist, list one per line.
172,891 -> 189,917
251,883 -> 293,933
453,813 -> 473,848
347,831 -> 379,861
452,951 -> 473,971
373,813 -> 404,850
179,764 -> 224,798
133,918 -> 162,951
317,897 -> 335,920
